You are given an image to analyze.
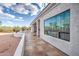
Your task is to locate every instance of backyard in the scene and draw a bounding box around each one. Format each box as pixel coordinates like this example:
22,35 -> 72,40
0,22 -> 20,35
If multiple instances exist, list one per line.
0,33 -> 20,56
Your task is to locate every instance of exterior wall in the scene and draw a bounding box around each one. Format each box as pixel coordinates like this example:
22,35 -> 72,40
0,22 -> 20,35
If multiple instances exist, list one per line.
40,3 -> 79,56
36,20 -> 39,36
36,20 -> 40,37
31,25 -> 34,33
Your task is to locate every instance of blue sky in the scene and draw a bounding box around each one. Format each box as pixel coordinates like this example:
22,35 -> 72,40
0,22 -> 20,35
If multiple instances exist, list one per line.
0,3 -> 48,27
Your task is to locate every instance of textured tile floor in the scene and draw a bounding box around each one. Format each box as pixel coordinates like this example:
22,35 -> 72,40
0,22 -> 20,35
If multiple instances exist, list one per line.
24,31 -> 67,56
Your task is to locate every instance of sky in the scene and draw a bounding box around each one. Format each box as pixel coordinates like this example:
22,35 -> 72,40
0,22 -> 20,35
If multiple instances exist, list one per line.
0,3 -> 48,27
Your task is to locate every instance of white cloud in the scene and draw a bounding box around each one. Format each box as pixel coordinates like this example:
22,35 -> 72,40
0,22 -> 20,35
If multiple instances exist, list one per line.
11,4 -> 30,15
0,6 -> 4,13
15,17 -> 24,22
0,6 -> 15,19
11,3 -> 40,16
11,4 -> 26,14
25,3 -> 31,6
7,21 -> 12,24
0,3 -> 30,16
15,19 -> 24,21
19,17 -> 23,19
0,3 -> 47,18
4,13 -> 15,18
0,6 -> 23,22
23,10 -> 29,14
38,3 -> 43,10
30,5 -> 39,16
38,3 -> 48,10
1,3 -> 16,8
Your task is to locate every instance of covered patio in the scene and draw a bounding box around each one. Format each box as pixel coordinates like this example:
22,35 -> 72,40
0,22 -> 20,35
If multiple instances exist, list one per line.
24,30 -> 67,56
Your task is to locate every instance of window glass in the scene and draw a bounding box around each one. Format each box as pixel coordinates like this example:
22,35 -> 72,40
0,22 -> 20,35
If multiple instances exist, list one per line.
44,9 -> 70,41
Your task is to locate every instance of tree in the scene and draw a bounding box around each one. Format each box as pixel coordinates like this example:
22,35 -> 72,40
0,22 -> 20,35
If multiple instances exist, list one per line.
27,27 -> 31,30
0,21 -> 2,32
49,23 -> 53,31
13,26 -> 21,33
21,26 -> 26,31
0,21 -> 2,25
53,22 -> 57,31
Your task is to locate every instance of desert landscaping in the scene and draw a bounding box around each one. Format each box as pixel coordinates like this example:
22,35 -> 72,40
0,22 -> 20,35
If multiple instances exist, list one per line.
0,33 -> 20,56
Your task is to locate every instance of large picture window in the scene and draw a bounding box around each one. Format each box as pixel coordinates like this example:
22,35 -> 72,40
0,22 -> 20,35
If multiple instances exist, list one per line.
44,9 -> 70,41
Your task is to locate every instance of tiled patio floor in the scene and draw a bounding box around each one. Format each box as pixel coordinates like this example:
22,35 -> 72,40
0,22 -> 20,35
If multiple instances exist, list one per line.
24,31 -> 68,56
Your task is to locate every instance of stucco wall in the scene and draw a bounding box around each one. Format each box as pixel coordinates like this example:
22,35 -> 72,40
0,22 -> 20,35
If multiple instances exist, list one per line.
40,3 -> 79,56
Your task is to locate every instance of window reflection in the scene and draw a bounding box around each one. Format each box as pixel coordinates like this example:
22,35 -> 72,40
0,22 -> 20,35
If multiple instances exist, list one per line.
44,9 -> 70,41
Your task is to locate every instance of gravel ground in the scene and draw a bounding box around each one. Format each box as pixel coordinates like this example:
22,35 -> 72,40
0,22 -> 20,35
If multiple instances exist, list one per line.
0,33 -> 20,56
